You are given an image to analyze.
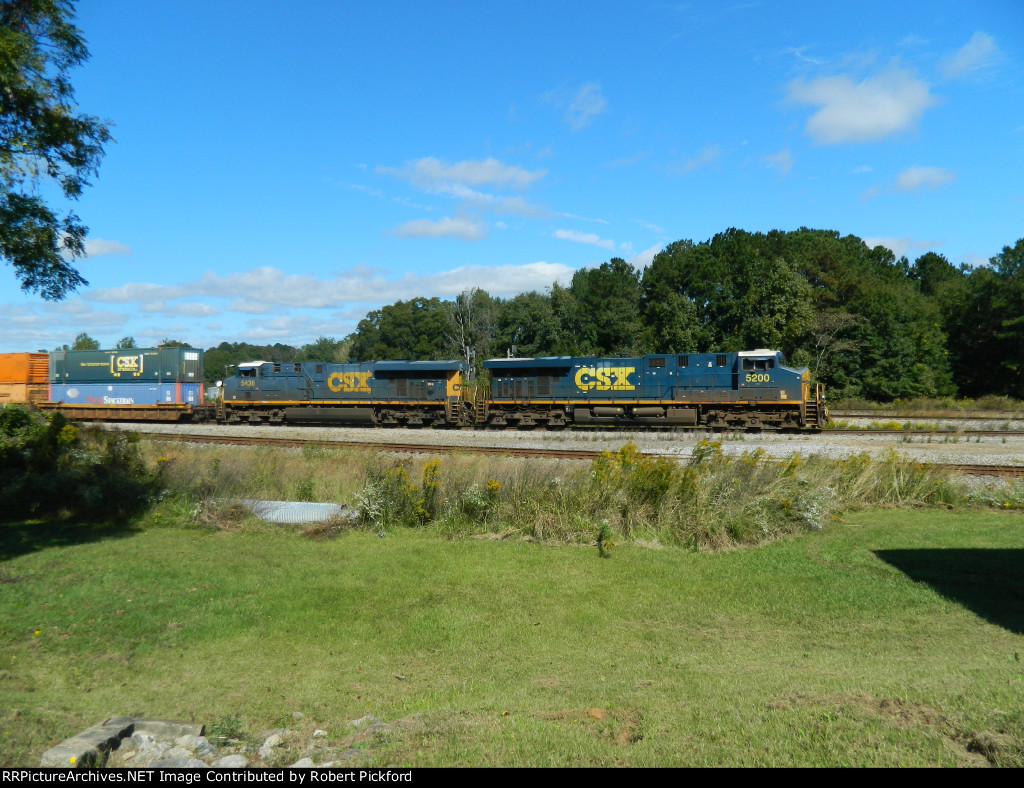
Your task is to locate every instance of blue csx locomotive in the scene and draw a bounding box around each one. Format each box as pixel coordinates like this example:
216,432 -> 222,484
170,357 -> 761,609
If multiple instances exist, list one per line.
219,349 -> 827,430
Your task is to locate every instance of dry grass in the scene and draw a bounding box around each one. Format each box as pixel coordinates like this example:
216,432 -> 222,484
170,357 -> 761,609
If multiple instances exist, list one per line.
145,439 -> 1024,553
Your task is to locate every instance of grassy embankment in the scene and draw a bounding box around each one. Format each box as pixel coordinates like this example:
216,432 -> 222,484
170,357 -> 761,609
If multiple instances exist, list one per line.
1,440 -> 1023,766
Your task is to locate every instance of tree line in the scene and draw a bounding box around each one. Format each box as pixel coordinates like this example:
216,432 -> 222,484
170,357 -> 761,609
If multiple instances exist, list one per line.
62,228 -> 1023,402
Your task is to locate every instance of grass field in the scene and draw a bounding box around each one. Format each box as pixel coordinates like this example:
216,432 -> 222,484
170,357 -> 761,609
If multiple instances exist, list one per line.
2,506 -> 1023,767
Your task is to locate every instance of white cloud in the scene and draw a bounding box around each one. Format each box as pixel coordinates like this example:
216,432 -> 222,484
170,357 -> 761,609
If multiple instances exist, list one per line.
864,236 -> 943,259
554,211 -> 609,224
894,166 -> 956,192
959,252 -> 988,268
227,299 -> 274,315
375,156 -> 550,226
941,32 -> 999,79
378,157 -> 545,190
543,82 -> 608,130
410,261 -> 575,296
164,302 -> 222,318
786,65 -> 936,144
552,229 -> 616,250
633,219 -> 666,233
784,46 -> 826,66
627,243 -> 663,269
606,151 -> 648,168
388,216 -> 486,240
429,183 -> 550,218
862,166 -> 956,199
683,145 -> 722,172
566,82 -> 608,130
763,149 -> 793,176
84,238 -> 132,257
90,282 -> 188,303
86,261 -> 580,314
0,301 -> 131,351
47,300 -> 92,315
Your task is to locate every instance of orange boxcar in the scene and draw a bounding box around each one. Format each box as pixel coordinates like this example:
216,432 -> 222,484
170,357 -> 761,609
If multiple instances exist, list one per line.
0,353 -> 49,384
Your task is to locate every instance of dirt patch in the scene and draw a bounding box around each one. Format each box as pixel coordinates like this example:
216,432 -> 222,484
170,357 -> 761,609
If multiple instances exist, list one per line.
542,708 -> 643,746
963,731 -> 1023,767
300,516 -> 354,540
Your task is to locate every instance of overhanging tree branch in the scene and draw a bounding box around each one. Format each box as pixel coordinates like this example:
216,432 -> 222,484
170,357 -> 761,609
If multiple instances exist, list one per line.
0,0 -> 112,299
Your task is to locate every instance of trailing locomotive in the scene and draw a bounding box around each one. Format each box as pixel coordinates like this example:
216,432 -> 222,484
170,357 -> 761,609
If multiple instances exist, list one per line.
219,359 -> 470,426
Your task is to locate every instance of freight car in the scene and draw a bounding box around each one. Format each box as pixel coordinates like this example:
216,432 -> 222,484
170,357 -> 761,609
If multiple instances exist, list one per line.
481,349 -> 826,429
218,359 -> 470,426
35,346 -> 207,422
0,353 -> 49,406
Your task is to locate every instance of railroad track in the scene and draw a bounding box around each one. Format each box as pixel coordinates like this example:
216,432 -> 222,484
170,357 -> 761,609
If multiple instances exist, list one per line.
827,429 -> 1024,437
138,430 -> 1024,478
831,409 -> 1024,421
139,431 -> 606,462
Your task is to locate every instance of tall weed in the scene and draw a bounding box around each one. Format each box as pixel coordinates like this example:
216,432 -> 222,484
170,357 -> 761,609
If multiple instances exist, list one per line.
148,437 -> 1017,550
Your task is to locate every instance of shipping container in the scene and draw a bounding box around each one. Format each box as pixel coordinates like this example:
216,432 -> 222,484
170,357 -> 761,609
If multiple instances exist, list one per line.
0,383 -> 48,404
0,353 -> 49,384
48,382 -> 204,406
49,347 -> 203,384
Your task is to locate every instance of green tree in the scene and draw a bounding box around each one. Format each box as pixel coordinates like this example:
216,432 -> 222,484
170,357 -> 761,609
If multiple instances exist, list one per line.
557,258 -> 643,355
0,0 -> 113,299
911,251 -> 964,298
349,297 -> 448,361
948,239 -> 1024,398
991,239 -> 1024,398
114,335 -> 136,349
296,335 -> 352,363
70,331 -> 98,350
494,290 -> 560,357
641,287 -> 701,353
736,253 -> 815,355
641,235 -> 739,351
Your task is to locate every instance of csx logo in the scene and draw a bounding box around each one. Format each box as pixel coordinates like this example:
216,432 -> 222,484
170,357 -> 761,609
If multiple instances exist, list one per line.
574,366 -> 636,391
327,371 -> 372,393
114,355 -> 143,373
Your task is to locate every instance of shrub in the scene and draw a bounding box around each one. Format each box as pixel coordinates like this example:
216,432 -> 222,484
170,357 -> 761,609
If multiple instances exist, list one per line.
0,406 -> 161,520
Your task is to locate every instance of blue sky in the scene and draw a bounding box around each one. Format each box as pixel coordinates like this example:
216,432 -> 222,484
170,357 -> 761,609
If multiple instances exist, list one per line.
2,0 -> 1022,352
